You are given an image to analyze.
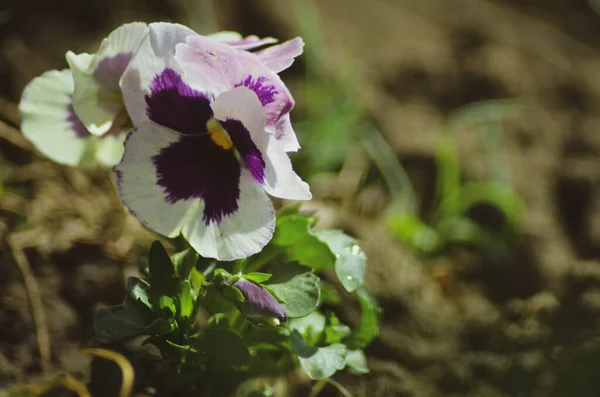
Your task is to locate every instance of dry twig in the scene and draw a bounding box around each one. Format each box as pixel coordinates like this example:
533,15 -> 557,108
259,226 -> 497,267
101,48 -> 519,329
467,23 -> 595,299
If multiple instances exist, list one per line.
8,236 -> 51,372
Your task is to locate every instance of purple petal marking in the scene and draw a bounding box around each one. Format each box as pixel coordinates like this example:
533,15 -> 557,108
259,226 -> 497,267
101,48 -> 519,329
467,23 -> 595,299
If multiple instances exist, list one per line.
93,53 -> 133,89
66,102 -> 91,138
236,75 -> 277,107
221,119 -> 265,184
152,133 -> 241,225
146,68 -> 213,135
233,279 -> 287,322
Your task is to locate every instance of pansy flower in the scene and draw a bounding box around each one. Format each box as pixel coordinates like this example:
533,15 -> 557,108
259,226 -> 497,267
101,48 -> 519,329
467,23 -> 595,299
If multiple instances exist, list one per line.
19,22 -> 148,167
116,23 -> 311,260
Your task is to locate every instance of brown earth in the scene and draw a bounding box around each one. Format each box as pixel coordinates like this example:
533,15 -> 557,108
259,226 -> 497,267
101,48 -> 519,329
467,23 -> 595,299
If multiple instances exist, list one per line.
2,0 -> 600,396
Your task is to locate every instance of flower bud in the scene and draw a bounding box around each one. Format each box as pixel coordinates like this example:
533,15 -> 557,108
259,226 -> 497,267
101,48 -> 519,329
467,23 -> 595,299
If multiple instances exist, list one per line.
232,278 -> 287,325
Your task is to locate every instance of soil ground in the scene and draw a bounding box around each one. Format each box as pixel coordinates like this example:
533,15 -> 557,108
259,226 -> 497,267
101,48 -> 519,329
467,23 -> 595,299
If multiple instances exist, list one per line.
2,0 -> 600,396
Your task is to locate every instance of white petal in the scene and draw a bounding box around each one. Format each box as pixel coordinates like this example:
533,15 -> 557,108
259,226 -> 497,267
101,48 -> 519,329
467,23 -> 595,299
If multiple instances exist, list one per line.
271,113 -> 300,152
259,133 -> 311,200
121,22 -> 197,126
67,23 -> 148,135
114,122 -> 196,237
211,87 -> 311,200
208,31 -> 243,42
210,86 -> 265,134
94,133 -> 126,167
182,170 -> 275,261
19,69 -> 96,167
93,22 -> 149,72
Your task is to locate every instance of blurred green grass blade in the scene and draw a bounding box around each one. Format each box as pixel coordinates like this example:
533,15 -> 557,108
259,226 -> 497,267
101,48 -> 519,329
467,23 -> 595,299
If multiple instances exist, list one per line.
434,131 -> 462,220
361,122 -> 417,213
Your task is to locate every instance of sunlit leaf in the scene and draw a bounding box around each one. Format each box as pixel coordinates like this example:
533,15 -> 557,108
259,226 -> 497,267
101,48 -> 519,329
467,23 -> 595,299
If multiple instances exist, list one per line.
345,349 -> 369,374
265,263 -> 320,318
127,277 -> 151,309
273,214 -> 335,271
243,272 -> 273,284
314,230 -> 366,293
344,286 -> 380,350
178,280 -> 194,320
291,331 -> 347,379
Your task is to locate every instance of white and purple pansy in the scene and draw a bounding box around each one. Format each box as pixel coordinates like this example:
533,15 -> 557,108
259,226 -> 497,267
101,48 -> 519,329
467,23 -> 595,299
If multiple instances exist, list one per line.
115,23 -> 311,261
175,32 -> 303,153
19,22 -> 149,167
66,22 -> 148,136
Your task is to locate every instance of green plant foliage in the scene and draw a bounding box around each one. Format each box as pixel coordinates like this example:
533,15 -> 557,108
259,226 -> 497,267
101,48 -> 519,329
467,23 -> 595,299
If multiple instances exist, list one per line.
270,212 -> 335,271
265,263 -> 320,318
94,295 -> 173,343
345,350 -> 369,374
291,331 -> 348,380
314,230 -> 367,293
344,286 -> 381,350
91,211 -> 377,393
196,329 -> 251,366
243,272 -> 273,283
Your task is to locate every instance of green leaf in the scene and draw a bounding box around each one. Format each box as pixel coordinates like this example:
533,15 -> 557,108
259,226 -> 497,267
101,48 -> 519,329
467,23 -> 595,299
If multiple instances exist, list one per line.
159,296 -> 176,315
345,350 -> 369,374
127,277 -> 152,309
265,263 -> 320,318
291,331 -> 347,379
199,283 -> 237,316
314,230 -> 366,293
276,203 -> 302,217
196,329 -> 250,366
288,237 -> 336,271
94,296 -> 173,343
149,241 -> 175,280
289,311 -> 326,346
344,286 -> 380,349
273,213 -> 313,245
178,280 -> 194,319
243,272 -> 272,283
319,281 -> 342,305
385,212 -> 440,254
273,214 -> 335,271
148,241 -> 181,313
323,313 -> 351,344
171,248 -> 199,280
244,326 -> 291,353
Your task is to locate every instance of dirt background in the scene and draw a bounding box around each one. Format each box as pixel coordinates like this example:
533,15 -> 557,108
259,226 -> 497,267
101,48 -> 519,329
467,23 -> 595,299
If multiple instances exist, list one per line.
2,0 -> 600,396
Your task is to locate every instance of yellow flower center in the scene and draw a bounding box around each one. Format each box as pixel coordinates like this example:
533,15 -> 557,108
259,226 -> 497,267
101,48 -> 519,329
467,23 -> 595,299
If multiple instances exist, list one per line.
207,118 -> 233,150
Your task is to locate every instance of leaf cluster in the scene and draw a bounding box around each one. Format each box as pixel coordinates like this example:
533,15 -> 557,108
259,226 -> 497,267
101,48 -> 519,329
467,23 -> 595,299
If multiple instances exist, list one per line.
93,207 -> 380,395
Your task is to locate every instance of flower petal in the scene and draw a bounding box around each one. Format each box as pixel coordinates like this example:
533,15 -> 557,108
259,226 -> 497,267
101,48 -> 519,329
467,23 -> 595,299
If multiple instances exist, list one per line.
121,22 -> 197,126
225,36 -> 278,51
182,169 -> 275,261
19,69 -> 96,167
211,87 -> 311,200
208,31 -> 243,42
145,68 -> 212,134
95,134 -> 126,167
209,31 -> 278,50
175,35 -> 298,147
66,22 -> 148,135
256,37 -> 304,73
114,122 -> 197,238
